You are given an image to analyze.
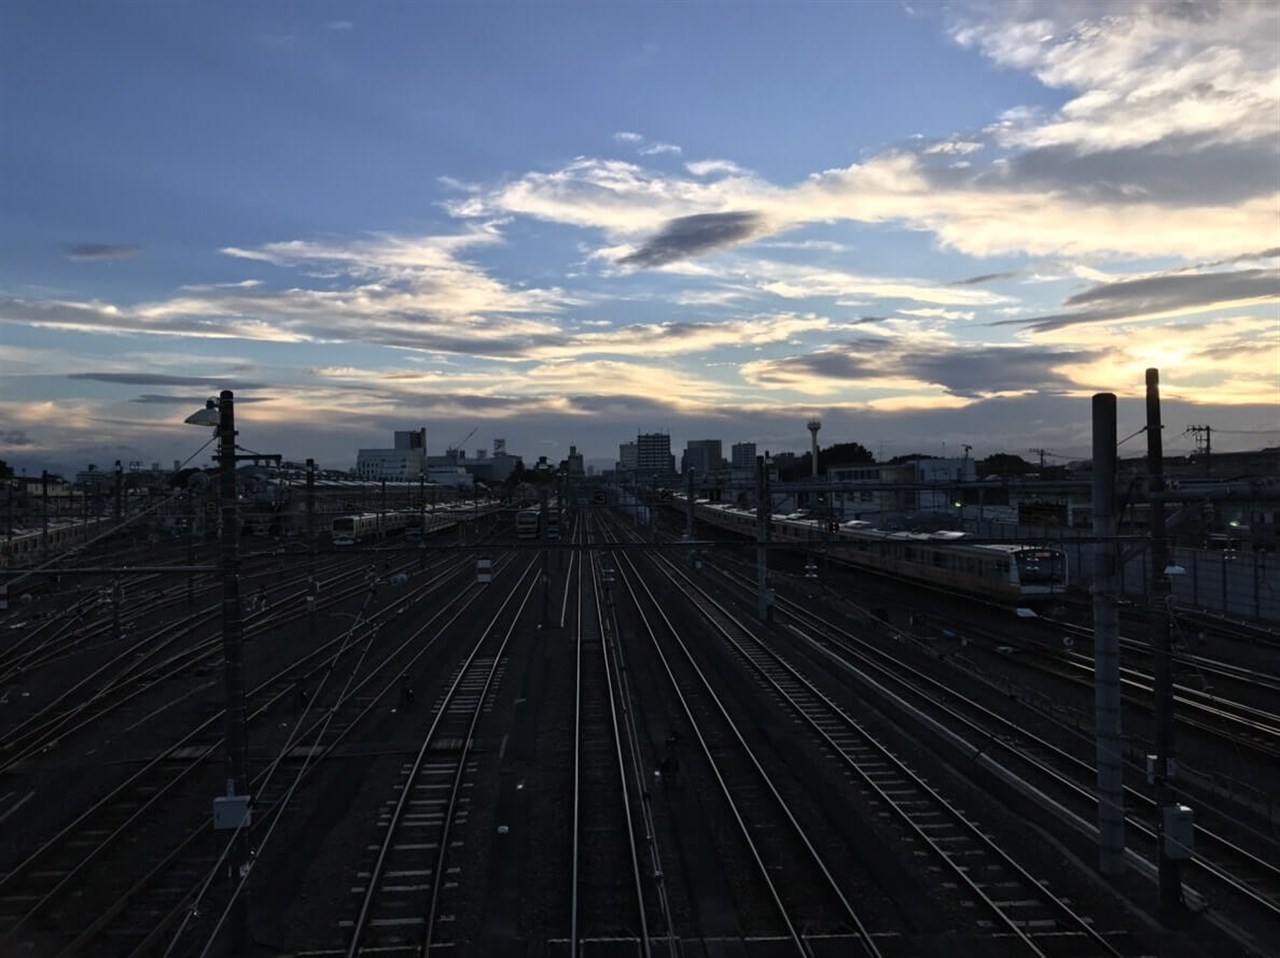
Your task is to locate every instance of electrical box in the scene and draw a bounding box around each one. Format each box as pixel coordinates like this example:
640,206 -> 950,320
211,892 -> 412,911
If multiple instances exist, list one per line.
213,794 -> 251,831
1163,804 -> 1195,860
1146,754 -> 1179,784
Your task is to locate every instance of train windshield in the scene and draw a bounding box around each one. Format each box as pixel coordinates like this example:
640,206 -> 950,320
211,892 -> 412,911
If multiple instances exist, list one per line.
1015,549 -> 1066,585
333,517 -> 355,533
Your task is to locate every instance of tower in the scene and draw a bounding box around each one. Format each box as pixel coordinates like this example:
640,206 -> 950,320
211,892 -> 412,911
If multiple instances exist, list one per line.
807,417 -> 821,478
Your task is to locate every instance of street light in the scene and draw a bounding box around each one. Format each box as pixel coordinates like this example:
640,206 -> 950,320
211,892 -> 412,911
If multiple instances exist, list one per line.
185,389 -> 250,954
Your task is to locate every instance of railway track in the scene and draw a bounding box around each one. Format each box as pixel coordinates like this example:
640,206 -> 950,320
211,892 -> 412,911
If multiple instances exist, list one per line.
0,545 -> 471,772
608,525 -> 880,956
631,537 -> 1129,958
697,561 -> 1280,949
341,556 -> 538,955
566,517 -> 668,954
0,555 -> 490,956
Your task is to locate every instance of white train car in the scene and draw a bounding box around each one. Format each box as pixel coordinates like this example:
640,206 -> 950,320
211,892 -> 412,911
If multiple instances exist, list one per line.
515,508 -> 540,539
331,511 -> 409,546
0,521 -> 99,570
690,501 -> 1068,602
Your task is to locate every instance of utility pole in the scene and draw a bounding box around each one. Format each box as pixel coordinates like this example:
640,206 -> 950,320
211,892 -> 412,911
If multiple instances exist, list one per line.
215,390 -> 252,953
186,486 -> 195,609
756,454 -> 773,623
685,468 -> 695,539
113,460 -> 123,523
306,458 -> 316,577
1146,369 -> 1183,913
540,485 -> 550,628
1092,393 -> 1124,875
1187,424 -> 1211,477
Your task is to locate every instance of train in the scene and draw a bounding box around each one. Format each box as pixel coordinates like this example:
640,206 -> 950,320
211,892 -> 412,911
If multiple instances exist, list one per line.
331,511 -> 409,546
687,500 -> 1068,603
515,508 -> 541,539
0,520 -> 101,570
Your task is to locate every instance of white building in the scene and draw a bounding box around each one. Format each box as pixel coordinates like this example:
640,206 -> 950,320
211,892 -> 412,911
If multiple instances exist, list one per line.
355,448 -> 426,480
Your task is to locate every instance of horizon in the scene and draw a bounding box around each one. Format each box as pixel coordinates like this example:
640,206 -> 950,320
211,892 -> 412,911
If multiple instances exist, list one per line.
2,1 -> 1277,477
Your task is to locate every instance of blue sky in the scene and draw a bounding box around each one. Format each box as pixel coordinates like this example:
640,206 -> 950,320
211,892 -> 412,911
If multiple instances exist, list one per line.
1,0 -> 1276,474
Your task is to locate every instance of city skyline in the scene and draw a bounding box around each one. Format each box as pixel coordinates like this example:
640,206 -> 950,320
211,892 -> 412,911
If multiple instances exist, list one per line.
1,1 -> 1277,476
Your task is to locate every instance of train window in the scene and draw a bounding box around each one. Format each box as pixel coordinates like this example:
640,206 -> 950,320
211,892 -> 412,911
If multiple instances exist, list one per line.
932,552 -> 945,567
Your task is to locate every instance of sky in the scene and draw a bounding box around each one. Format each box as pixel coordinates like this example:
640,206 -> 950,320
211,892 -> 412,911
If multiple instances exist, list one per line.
1,0 -> 1277,476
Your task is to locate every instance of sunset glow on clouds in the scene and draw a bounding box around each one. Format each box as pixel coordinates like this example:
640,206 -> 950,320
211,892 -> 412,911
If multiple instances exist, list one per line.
1,0 -> 1276,471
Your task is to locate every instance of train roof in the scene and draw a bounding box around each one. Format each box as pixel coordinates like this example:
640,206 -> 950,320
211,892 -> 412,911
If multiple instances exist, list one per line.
694,502 -> 1064,557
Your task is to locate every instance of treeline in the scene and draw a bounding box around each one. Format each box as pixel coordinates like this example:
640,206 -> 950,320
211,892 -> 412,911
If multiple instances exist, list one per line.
778,445 -> 1043,481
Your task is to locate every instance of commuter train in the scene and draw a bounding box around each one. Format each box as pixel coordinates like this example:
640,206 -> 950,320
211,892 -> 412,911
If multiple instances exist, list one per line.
515,508 -> 541,539
331,511 -> 409,546
0,521 -> 99,570
689,501 -> 1068,602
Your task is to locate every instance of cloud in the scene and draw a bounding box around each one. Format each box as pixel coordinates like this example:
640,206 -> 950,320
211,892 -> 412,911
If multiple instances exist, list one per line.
63,243 -> 142,262
747,260 -> 1011,307
741,338 -> 1102,401
179,280 -> 264,292
898,307 -> 975,321
613,131 -> 644,143
950,270 -> 1019,286
952,0 -> 1280,154
4,227 -> 582,359
327,20 -> 353,30
525,313 -> 833,360
452,147 -> 1277,262
639,142 -> 682,156
618,211 -> 766,268
923,139 -> 983,155
686,159 -> 745,177
68,372 -> 269,388
1004,266 -> 1280,333
129,393 -> 273,404
440,3 -> 1276,265
0,429 -> 35,447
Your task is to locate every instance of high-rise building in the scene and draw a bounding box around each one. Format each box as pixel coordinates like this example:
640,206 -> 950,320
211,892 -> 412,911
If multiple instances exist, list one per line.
565,445 -> 585,476
618,441 -> 638,471
636,432 -> 674,475
394,429 -> 426,451
683,439 -> 723,476
731,441 -> 756,470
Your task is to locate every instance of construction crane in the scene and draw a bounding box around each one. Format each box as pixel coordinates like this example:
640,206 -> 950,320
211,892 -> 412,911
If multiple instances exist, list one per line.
450,427 -> 478,459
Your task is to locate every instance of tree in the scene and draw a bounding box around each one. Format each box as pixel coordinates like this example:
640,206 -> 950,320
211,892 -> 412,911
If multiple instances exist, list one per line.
977,453 -> 1034,478
820,442 -> 875,468
0,459 -> 12,480
780,441 -> 877,480
887,453 -> 940,465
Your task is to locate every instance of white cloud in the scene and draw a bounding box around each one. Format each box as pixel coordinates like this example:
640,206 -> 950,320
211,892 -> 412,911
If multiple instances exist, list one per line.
746,259 -> 1012,307
898,307 -> 976,321
613,131 -> 644,143
327,20 -> 353,30
923,139 -> 983,155
953,1 -> 1280,153
451,148 -> 1277,263
686,159 -> 745,177
639,142 -> 682,156
178,279 -> 264,292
